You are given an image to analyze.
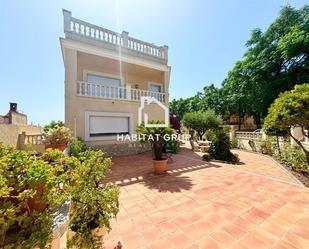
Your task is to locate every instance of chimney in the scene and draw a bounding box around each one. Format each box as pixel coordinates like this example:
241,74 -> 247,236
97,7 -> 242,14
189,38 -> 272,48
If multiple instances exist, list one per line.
10,103 -> 17,112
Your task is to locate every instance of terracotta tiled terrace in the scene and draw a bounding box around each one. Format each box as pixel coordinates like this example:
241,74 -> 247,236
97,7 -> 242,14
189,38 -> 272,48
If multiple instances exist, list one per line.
104,145 -> 309,249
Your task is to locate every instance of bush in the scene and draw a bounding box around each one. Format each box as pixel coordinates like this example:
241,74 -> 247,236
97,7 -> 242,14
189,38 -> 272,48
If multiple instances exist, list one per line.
230,137 -> 238,149
67,150 -> 119,249
0,144 -> 119,249
264,84 -> 309,165
281,143 -> 308,171
165,140 -> 179,154
69,137 -> 88,157
256,138 -> 274,155
202,154 -> 211,161
203,129 -> 216,142
0,146 -> 78,248
45,126 -> 72,145
208,129 -> 239,164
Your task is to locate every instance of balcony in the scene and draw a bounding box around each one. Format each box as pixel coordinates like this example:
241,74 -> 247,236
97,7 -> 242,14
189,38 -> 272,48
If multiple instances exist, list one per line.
63,10 -> 168,64
76,81 -> 166,103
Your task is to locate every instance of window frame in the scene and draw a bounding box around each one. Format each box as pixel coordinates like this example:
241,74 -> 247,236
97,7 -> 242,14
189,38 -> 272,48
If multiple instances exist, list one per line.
83,70 -> 124,87
148,82 -> 163,93
84,111 -> 134,141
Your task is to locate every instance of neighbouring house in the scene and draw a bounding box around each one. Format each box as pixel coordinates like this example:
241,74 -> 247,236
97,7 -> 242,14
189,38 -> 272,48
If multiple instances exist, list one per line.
60,10 -> 171,155
0,103 -> 27,125
224,114 -> 257,131
0,103 -> 42,149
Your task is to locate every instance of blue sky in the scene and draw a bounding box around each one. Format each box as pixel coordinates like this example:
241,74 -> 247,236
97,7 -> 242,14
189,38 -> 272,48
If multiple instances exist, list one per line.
0,0 -> 307,125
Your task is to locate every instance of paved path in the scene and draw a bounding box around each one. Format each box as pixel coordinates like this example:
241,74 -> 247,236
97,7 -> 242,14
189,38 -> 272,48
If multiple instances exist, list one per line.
104,147 -> 309,249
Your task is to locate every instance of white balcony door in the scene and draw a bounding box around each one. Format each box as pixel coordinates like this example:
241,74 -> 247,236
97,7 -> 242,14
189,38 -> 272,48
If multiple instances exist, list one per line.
86,73 -> 122,98
149,82 -> 163,102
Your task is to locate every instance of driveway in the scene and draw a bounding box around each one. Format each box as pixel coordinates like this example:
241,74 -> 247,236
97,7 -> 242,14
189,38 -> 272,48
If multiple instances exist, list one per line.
104,146 -> 309,249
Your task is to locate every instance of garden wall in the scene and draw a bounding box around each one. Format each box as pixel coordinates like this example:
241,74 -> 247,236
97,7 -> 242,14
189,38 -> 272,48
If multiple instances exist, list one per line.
91,141 -> 151,156
0,124 -> 42,148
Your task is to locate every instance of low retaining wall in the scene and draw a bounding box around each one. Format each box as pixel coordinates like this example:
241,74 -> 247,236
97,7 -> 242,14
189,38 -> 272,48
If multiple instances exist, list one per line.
91,141 -> 151,156
237,138 -> 253,151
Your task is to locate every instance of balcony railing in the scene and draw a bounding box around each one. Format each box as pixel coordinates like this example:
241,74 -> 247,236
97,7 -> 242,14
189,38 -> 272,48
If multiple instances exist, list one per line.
76,81 -> 166,103
63,10 -> 168,63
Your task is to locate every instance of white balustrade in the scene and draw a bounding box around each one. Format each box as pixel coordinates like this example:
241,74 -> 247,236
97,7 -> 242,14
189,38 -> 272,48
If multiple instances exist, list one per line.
235,131 -> 262,140
76,81 -> 165,103
63,10 -> 167,61
24,134 -> 45,145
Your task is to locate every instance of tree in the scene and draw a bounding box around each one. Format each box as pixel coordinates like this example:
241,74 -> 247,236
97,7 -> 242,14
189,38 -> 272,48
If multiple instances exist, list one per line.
170,5 -> 309,127
182,110 -> 221,140
223,5 -> 309,124
264,84 -> 309,164
43,120 -> 64,133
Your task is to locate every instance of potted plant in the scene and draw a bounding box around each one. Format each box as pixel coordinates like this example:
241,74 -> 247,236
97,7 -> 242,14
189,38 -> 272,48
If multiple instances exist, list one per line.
45,126 -> 72,151
137,121 -> 176,174
67,150 -> 119,249
0,145 -> 73,248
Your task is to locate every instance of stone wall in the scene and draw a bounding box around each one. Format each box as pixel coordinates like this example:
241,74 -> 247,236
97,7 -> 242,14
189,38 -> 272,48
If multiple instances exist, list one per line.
0,124 -> 42,148
91,141 -> 152,156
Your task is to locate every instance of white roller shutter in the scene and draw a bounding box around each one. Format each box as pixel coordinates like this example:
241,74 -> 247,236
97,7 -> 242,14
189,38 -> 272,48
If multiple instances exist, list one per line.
89,116 -> 129,136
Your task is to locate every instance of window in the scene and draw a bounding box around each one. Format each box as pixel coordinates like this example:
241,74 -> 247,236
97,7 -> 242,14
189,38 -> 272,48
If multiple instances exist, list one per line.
85,73 -> 122,98
89,116 -> 129,136
149,84 -> 161,93
85,112 -> 133,141
86,74 -> 121,87
149,83 -> 163,102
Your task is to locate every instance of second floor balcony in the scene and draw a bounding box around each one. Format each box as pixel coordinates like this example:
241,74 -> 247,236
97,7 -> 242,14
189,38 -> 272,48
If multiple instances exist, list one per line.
76,81 -> 166,103
63,9 -> 168,65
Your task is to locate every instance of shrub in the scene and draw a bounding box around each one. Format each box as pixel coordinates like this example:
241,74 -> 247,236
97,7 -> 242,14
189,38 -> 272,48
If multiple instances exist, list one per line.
281,143 -> 308,171
256,138 -> 274,155
69,137 -> 88,157
203,129 -> 216,142
230,137 -> 239,149
0,146 -> 76,248
202,154 -> 211,161
208,129 -> 239,164
67,150 -> 119,249
165,140 -> 179,154
264,84 -> 309,164
0,144 -> 119,249
45,126 -> 72,145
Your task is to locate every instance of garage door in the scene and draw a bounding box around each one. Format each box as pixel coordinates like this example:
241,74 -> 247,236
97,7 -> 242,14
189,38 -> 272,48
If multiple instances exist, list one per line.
89,116 -> 129,136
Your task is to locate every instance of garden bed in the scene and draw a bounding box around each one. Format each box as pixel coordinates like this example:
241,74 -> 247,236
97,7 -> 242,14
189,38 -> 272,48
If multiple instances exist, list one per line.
280,161 -> 309,187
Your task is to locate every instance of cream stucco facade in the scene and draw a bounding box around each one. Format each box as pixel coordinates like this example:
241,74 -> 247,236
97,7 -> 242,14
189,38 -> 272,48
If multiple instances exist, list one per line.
60,10 -> 171,147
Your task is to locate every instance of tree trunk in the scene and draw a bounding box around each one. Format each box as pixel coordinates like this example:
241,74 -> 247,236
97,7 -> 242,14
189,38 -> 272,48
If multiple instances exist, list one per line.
197,131 -> 203,141
254,114 -> 261,129
276,135 -> 281,157
153,142 -> 163,160
238,115 -> 241,131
